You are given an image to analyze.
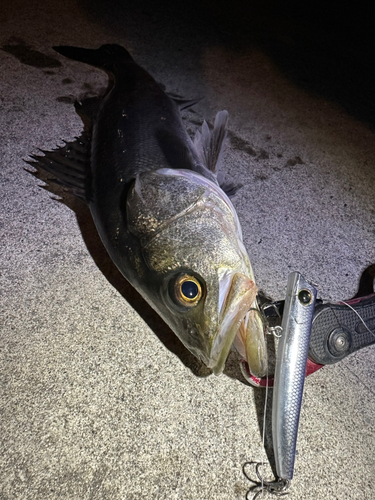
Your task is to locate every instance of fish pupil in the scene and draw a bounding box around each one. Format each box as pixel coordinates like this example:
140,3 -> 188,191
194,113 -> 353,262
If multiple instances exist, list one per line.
181,280 -> 199,299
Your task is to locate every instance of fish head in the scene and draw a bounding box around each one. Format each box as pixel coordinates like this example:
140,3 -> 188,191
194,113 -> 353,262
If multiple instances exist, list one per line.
126,168 -> 267,376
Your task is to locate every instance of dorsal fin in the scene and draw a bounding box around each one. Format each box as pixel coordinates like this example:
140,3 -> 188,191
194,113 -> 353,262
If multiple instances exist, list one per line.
25,132 -> 91,202
193,110 -> 228,174
193,111 -> 243,197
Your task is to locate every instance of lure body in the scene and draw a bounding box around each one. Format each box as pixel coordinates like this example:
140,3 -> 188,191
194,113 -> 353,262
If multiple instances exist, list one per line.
272,272 -> 317,481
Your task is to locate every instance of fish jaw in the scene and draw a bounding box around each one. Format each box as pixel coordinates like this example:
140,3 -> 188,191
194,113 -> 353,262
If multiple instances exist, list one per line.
243,308 -> 268,377
232,304 -> 268,378
207,273 -> 259,374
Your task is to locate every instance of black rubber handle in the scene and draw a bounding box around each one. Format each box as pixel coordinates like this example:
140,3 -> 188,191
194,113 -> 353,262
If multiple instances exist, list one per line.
308,295 -> 375,365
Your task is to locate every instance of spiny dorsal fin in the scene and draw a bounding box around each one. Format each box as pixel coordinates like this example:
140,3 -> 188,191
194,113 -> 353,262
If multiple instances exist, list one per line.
26,132 -> 91,202
194,111 -> 242,197
193,110 -> 228,174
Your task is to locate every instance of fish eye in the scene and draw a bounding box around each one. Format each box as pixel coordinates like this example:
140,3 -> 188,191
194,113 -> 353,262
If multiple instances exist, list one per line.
174,274 -> 202,307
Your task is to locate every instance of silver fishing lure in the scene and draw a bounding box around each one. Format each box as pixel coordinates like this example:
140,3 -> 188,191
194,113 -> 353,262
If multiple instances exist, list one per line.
246,272 -> 317,499
272,271 -> 317,487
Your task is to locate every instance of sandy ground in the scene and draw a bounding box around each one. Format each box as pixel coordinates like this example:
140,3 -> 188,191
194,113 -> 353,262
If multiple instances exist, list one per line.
1,1 -> 374,499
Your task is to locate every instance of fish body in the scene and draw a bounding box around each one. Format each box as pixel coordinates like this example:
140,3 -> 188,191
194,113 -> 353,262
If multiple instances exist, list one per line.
32,44 -> 267,376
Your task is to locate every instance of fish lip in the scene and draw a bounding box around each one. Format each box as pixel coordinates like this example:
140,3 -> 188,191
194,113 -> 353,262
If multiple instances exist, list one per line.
229,296 -> 268,379
206,321 -> 242,375
206,272 -> 259,374
239,308 -> 268,378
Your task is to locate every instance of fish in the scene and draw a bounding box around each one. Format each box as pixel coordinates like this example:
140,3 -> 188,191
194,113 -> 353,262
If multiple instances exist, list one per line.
29,44 -> 267,377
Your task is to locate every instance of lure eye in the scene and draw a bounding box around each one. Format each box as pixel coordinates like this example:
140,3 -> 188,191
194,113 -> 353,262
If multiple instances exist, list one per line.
175,274 -> 202,306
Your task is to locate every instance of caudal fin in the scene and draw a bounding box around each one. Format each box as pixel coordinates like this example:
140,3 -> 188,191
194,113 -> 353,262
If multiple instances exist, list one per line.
53,44 -> 134,70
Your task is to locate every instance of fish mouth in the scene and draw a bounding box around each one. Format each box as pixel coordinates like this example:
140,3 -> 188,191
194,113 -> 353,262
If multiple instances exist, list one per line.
232,307 -> 268,378
206,272 -> 267,376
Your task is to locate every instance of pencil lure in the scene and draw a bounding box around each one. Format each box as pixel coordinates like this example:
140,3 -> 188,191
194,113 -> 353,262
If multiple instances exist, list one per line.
272,272 -> 317,486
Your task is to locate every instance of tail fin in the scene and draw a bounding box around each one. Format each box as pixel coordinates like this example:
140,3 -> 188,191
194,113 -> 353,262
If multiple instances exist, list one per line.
53,44 -> 134,70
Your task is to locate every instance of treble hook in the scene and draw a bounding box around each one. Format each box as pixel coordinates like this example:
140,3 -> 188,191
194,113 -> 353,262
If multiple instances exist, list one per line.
246,463 -> 290,499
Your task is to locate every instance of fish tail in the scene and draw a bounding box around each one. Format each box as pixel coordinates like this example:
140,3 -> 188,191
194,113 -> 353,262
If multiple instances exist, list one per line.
53,44 -> 134,70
